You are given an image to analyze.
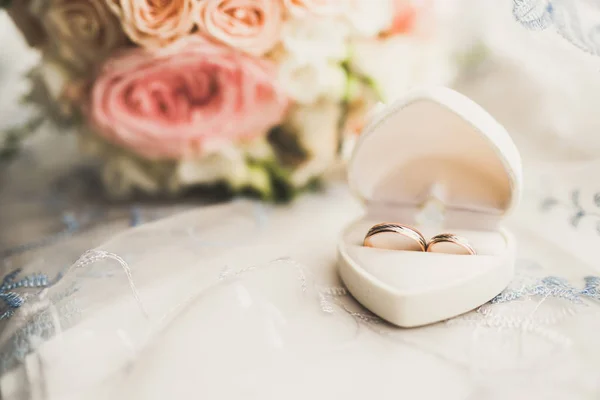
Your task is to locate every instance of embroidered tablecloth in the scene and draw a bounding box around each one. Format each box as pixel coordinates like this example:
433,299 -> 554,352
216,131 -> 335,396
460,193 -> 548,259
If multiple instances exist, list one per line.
2,2 -> 600,399
2,173 -> 600,399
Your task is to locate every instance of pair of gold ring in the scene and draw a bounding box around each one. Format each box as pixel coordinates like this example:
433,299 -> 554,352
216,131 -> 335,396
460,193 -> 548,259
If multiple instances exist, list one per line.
363,223 -> 476,255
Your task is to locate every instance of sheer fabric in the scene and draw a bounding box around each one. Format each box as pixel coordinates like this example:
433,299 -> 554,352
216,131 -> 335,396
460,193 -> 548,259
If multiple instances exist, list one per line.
2,168 -> 600,399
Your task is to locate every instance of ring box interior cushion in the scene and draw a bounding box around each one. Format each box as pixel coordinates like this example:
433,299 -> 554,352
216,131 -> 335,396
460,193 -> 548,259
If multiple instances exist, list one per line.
338,87 -> 522,327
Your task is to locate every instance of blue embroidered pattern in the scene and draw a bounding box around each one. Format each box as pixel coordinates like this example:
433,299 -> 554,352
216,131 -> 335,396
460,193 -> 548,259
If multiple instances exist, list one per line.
1,206 -> 149,260
541,189 -> 600,232
0,284 -> 80,374
580,276 -> 600,300
492,275 -> 600,304
513,0 -> 600,56
129,206 -> 143,227
513,0 -> 554,30
0,270 -> 49,320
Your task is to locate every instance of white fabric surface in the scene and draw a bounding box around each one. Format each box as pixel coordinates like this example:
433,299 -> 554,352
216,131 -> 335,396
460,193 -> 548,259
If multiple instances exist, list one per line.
2,169 -> 600,399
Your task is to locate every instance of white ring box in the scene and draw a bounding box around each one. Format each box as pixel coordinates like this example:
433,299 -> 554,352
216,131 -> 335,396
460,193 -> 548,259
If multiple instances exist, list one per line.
338,87 -> 522,327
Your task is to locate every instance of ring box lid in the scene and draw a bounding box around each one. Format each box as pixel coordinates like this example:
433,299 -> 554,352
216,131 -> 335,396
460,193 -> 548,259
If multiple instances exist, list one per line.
348,87 -> 522,219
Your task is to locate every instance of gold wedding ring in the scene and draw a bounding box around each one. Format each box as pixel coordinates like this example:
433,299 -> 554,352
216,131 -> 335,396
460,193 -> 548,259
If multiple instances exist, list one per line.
363,223 -> 427,252
426,233 -> 476,255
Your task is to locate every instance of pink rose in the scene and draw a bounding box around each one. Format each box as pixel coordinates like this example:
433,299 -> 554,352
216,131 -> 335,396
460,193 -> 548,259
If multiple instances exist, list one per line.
108,0 -> 196,48
91,37 -> 289,160
282,0 -> 342,17
195,0 -> 283,56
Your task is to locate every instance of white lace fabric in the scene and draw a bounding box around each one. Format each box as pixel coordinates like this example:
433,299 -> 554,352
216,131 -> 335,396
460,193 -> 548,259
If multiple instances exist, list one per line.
1,173 -> 600,399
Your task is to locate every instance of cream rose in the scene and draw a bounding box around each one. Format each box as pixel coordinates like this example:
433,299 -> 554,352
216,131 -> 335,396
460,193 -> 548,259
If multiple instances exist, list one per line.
195,0 -> 283,56
34,0 -> 126,72
91,37 -> 289,160
278,56 -> 346,104
281,16 -> 349,63
108,0 -> 195,48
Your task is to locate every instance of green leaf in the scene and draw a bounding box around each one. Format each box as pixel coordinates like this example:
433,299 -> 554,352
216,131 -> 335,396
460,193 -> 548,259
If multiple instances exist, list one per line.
242,158 -> 321,203
0,115 -> 45,162
21,65 -> 83,131
267,125 -> 309,168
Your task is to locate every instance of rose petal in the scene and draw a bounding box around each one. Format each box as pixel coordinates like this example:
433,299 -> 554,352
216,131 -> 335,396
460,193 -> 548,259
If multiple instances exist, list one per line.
91,37 -> 289,160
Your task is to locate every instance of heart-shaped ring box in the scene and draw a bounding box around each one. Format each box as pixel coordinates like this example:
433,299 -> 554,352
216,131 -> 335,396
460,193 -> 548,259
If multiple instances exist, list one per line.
338,87 -> 522,327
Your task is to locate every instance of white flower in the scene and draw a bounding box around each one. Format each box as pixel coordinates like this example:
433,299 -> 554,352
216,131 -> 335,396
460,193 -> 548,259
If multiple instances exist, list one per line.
101,155 -> 161,198
278,56 -> 347,104
350,36 -> 456,102
175,146 -> 250,190
343,0 -> 393,38
285,100 -> 342,186
281,16 -> 350,63
80,131 -> 166,198
38,60 -> 70,100
278,15 -> 350,105
173,144 -> 277,196
84,132 -> 278,197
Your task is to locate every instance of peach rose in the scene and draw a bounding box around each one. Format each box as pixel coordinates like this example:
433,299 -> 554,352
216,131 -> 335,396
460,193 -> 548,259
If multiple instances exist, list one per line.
108,0 -> 195,48
282,0 -> 342,17
36,0 -> 127,71
91,37 -> 289,160
195,0 -> 283,56
387,0 -> 433,36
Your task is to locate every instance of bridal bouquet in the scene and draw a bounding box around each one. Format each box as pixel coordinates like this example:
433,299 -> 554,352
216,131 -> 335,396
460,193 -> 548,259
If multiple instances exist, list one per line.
2,0 -> 455,201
